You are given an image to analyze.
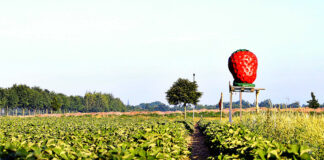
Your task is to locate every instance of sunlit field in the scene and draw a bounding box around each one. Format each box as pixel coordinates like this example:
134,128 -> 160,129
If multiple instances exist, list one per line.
0,116 -> 193,159
234,111 -> 324,159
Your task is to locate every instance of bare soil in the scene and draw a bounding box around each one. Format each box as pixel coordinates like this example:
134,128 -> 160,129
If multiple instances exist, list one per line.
190,124 -> 211,160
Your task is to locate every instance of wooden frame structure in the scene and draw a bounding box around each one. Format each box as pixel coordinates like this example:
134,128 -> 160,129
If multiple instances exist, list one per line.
228,82 -> 265,124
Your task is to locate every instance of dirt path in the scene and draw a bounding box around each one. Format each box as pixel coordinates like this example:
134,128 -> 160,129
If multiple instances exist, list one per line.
190,124 -> 211,160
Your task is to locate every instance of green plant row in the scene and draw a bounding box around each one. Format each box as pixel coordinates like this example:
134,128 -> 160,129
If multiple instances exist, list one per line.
236,111 -> 324,159
198,120 -> 313,160
0,116 -> 191,159
175,120 -> 194,134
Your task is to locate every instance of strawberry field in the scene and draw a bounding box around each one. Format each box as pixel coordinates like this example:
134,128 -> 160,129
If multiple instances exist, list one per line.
0,111 -> 322,160
236,111 -> 324,159
0,116 -> 193,159
198,111 -> 324,160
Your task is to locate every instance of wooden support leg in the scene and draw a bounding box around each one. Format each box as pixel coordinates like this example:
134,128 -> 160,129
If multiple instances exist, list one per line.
240,91 -> 242,121
256,90 -> 260,113
229,91 -> 233,124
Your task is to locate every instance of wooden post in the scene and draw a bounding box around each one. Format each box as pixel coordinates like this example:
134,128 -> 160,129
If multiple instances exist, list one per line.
256,90 -> 260,113
229,91 -> 233,124
220,92 -> 223,122
240,91 -> 243,121
220,109 -> 222,122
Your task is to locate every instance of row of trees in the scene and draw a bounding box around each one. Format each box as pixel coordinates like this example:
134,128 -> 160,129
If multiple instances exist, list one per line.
0,84 -> 126,115
127,101 -> 171,111
126,96 -> 323,112
0,84 -> 321,115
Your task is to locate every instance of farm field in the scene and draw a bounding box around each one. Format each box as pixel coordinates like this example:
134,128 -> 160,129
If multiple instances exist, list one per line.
235,111 -> 324,159
2,0 -> 324,159
0,110 -> 323,160
0,116 -> 193,159
198,111 -> 324,160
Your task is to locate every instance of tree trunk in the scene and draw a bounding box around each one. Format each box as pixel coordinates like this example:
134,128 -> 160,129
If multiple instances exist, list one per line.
28,109 -> 30,116
15,108 -> 18,116
22,109 -> 25,116
6,106 -> 8,116
184,104 -> 187,120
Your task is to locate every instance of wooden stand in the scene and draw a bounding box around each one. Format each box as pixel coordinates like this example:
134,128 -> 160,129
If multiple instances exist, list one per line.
229,82 -> 265,124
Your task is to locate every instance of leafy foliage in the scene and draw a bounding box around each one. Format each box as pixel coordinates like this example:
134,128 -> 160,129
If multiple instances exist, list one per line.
0,116 -> 191,159
198,120 -> 313,160
166,78 -> 202,119
0,84 -> 126,113
128,101 -> 171,111
237,111 -> 324,159
50,96 -> 61,111
307,92 -> 320,109
166,78 -> 202,106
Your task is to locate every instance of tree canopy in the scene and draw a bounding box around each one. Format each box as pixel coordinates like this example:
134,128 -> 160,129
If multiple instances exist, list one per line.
0,84 -> 126,113
166,78 -> 202,119
307,92 -> 320,109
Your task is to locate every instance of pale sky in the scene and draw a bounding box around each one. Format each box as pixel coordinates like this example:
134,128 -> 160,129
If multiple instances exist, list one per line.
0,0 -> 323,105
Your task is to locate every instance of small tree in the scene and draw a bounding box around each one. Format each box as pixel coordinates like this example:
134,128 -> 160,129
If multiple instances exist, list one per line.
166,78 -> 202,119
307,92 -> 320,109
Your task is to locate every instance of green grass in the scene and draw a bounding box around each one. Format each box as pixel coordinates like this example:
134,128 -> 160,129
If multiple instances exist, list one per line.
233,111 -> 324,159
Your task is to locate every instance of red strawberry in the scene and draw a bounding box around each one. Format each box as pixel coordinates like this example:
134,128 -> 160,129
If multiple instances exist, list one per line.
228,49 -> 258,84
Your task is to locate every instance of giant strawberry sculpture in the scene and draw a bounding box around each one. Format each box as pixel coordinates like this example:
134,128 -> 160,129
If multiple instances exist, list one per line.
228,49 -> 258,87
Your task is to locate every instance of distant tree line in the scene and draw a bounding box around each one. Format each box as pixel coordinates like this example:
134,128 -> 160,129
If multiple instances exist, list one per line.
127,99 -> 323,112
127,101 -> 171,111
0,85 -> 322,115
0,84 -> 126,115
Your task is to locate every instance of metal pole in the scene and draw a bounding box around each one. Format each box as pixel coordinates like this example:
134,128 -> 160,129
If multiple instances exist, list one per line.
193,73 -> 195,121
240,91 -> 242,121
193,73 -> 195,82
